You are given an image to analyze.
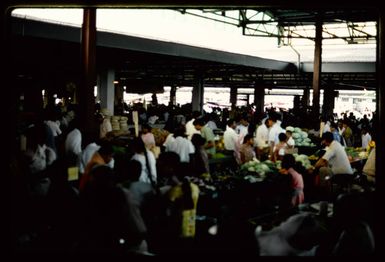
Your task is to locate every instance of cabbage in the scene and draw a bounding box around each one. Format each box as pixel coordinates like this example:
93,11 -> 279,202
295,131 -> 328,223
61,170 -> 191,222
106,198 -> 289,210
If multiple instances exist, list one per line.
300,131 -> 308,138
292,133 -> 301,139
259,163 -> 271,172
286,126 -> 295,132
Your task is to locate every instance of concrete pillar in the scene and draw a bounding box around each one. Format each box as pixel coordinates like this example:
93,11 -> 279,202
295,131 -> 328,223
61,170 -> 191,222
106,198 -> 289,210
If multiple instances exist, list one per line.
293,95 -> 301,115
115,84 -> 124,104
230,86 -> 238,108
170,85 -> 177,106
302,87 -> 310,109
192,76 -> 204,112
79,8 -> 97,137
99,69 -> 115,116
322,86 -> 336,118
312,17 -> 323,119
254,83 -> 265,117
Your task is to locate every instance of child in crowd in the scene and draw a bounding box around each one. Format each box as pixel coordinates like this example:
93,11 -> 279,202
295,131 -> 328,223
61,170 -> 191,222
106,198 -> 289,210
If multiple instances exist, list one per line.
273,133 -> 288,162
280,154 -> 304,207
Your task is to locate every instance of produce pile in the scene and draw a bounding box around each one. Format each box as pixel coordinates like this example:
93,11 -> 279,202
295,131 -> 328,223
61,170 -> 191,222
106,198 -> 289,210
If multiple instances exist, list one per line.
285,126 -> 316,147
345,147 -> 369,161
240,154 -> 313,178
292,153 -> 313,170
241,159 -> 276,176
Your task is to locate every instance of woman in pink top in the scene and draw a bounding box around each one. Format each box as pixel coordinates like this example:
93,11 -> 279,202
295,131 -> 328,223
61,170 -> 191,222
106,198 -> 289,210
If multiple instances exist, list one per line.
280,154 -> 304,206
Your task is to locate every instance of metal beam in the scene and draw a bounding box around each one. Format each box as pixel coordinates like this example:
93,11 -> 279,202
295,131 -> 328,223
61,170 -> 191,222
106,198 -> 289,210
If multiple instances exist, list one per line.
11,16 -> 295,72
302,62 -> 375,73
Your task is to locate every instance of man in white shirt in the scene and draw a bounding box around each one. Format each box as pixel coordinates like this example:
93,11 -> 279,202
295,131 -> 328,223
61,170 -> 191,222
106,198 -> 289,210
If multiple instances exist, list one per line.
255,119 -> 271,159
255,119 -> 271,148
65,120 -> 82,157
315,132 -> 353,186
185,111 -> 201,140
166,126 -> 195,163
223,119 -> 239,154
235,116 -> 249,138
193,118 -> 216,157
79,142 -> 101,174
361,128 -> 372,150
268,114 -> 285,159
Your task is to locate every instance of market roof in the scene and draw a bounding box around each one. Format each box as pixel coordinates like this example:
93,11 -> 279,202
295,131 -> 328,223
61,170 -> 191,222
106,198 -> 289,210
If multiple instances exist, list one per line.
11,15 -> 376,90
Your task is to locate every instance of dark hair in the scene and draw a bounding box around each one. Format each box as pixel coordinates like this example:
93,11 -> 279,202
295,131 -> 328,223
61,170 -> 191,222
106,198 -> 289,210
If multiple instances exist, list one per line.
115,159 -> 142,183
279,132 -> 287,142
141,123 -> 152,131
173,125 -> 187,138
240,114 -> 249,122
330,122 -> 338,129
243,134 -> 254,144
193,118 -> 205,126
321,132 -> 334,143
269,112 -> 280,122
127,159 -> 142,181
227,118 -> 235,127
191,134 -> 206,146
98,140 -> 114,156
132,137 -> 146,154
157,152 -> 180,179
88,165 -> 116,189
282,154 -> 296,169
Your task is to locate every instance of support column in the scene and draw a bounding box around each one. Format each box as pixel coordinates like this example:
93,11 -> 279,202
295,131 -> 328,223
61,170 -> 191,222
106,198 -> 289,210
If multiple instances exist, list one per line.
322,86 -> 336,118
99,69 -> 115,116
293,95 -> 301,115
302,87 -> 310,109
230,86 -> 238,108
254,83 -> 265,118
170,84 -> 177,106
115,85 -> 124,104
312,16 -> 323,119
192,76 -> 204,112
79,8 -> 97,137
